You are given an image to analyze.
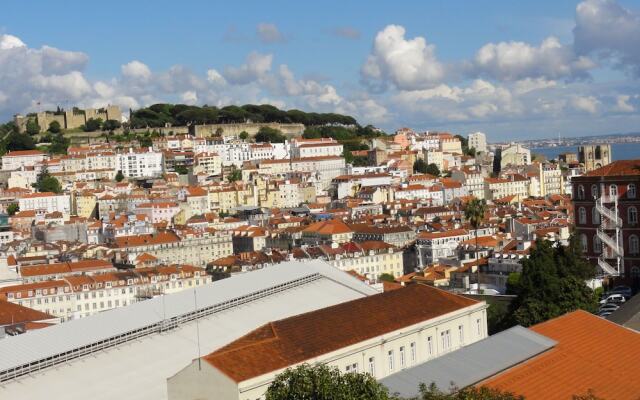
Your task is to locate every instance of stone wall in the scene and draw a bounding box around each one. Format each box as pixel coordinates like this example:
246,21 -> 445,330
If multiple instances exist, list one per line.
191,122 -> 304,138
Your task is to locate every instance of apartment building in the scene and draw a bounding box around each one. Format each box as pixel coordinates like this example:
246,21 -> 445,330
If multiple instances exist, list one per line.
114,230 -> 233,267
1,150 -> 48,171
0,265 -> 208,321
18,192 -> 71,216
416,229 -> 471,266
484,176 -> 529,201
328,241 -> 405,278
193,152 -> 222,176
167,284 -> 488,400
135,202 -> 181,224
290,137 -> 343,158
351,224 -> 416,248
117,148 -> 164,178
468,132 -> 487,153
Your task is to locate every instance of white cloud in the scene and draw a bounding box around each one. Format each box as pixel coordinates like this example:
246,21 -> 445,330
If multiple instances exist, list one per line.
0,34 -> 25,50
257,23 -> 286,44
574,0 -> 640,76
361,25 -> 444,91
570,95 -> 600,113
206,69 -> 227,86
614,94 -> 635,112
181,90 -> 198,105
471,36 -> 594,81
30,71 -> 93,99
121,60 -> 152,82
223,52 -> 273,84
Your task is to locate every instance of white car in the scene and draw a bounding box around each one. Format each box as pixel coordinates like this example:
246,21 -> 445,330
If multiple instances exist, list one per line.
599,294 -> 626,305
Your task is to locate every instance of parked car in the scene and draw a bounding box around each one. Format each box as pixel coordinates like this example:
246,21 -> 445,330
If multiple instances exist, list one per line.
610,286 -> 633,299
599,303 -> 620,313
600,294 -> 626,305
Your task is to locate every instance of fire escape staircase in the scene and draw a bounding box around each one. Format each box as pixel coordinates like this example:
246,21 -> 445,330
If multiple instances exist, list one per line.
595,194 -> 622,276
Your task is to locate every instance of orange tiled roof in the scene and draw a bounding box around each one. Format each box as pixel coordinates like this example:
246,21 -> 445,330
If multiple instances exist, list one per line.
0,300 -> 54,325
585,159 -> 640,177
482,310 -> 640,400
302,219 -> 353,235
203,285 -> 478,382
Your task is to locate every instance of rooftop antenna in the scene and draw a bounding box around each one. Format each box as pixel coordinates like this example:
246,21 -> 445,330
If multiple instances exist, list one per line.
194,289 -> 202,370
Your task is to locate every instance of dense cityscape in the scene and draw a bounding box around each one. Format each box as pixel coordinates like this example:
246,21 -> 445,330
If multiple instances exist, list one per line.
1,1 -> 640,400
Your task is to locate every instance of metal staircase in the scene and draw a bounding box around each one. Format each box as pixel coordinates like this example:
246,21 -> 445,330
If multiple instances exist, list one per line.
596,193 -> 622,276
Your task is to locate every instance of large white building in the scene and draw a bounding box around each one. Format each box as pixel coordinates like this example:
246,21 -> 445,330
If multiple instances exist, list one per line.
468,132 -> 487,154
167,284 -> 488,400
0,261 -> 378,400
1,150 -> 48,171
18,192 -> 71,216
117,148 -> 164,178
291,138 -> 343,159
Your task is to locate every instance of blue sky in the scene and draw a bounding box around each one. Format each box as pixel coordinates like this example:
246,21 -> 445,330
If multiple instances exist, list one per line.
1,0 -> 640,141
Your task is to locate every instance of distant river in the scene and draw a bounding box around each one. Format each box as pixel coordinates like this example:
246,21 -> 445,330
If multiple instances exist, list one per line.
531,142 -> 640,161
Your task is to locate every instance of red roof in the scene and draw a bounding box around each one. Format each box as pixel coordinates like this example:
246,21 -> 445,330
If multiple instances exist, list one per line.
482,310 -> 640,400
585,160 -> 640,177
0,300 -> 55,325
203,285 -> 479,382
4,150 -> 45,157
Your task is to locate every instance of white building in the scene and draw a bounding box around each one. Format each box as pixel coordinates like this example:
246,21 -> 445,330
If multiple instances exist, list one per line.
117,148 -> 164,178
291,138 -> 343,159
468,132 -> 487,154
167,284 -> 488,400
416,229 -> 471,266
1,150 -> 48,171
500,144 -> 531,169
18,192 -> 71,216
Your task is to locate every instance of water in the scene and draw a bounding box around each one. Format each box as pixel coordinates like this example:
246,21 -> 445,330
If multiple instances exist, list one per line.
531,142 -> 640,162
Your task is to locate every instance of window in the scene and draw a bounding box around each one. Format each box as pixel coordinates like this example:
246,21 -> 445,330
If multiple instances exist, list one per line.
458,325 -> 465,345
591,184 -> 599,199
476,318 -> 482,336
580,234 -> 588,253
592,208 -> 600,225
629,184 -> 637,199
388,350 -> 394,372
594,236 -> 602,254
441,329 -> 452,351
631,267 -> 640,278
577,185 -> 585,200
345,363 -> 358,373
630,235 -> 640,255
427,336 -> 434,357
410,342 -> 417,363
610,184 -> 618,197
578,207 -> 587,224
629,207 -> 638,224
399,346 -> 406,368
368,357 -> 375,376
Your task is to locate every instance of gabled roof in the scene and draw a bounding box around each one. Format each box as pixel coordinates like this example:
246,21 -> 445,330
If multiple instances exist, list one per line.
481,310 -> 640,400
0,300 -> 55,326
585,159 -> 640,177
203,285 -> 480,382
302,219 -> 353,235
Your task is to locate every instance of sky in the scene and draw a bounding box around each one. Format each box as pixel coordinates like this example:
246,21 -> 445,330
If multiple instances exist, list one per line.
1,0 -> 640,141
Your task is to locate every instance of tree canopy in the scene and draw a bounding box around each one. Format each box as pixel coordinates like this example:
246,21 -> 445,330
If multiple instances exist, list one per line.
227,166 -> 242,182
128,103 -> 358,129
26,119 -> 41,135
83,118 -> 103,132
265,364 -> 392,400
414,159 -> 440,176
3,131 -> 36,153
32,168 -> 62,194
48,133 -> 70,155
509,237 -> 598,327
48,121 -> 62,134
255,127 -> 286,143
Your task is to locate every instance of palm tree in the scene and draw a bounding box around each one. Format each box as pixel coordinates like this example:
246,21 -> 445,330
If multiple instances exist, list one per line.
464,198 -> 488,293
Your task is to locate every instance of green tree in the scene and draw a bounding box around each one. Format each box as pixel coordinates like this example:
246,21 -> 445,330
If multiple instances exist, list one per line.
266,364 -> 392,400
84,118 -> 103,132
425,163 -> 440,177
48,133 -> 70,155
32,168 -> 62,193
174,165 -> 189,175
464,198 -> 488,289
6,203 -> 19,216
138,135 -> 153,148
227,166 -> 242,182
378,273 -> 395,283
506,272 -> 521,295
115,170 -> 125,182
510,239 -> 598,327
48,121 -> 62,134
102,119 -> 121,132
414,159 -> 428,174
255,127 -> 286,143
4,131 -> 36,152
26,119 -> 41,135
238,131 -> 249,140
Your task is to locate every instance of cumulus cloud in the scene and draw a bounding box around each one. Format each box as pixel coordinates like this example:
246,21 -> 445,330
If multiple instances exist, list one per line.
206,69 -> 227,86
0,34 -> 25,50
574,0 -> 640,76
471,37 -> 594,81
361,25 -> 444,92
257,23 -> 286,44
223,52 -> 273,84
570,95 -> 600,114
121,60 -> 152,82
614,94 -> 635,112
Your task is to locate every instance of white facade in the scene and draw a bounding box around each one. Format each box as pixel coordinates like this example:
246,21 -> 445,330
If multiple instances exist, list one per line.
1,151 -> 48,171
117,148 -> 164,178
18,193 -> 71,215
468,132 -> 487,153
